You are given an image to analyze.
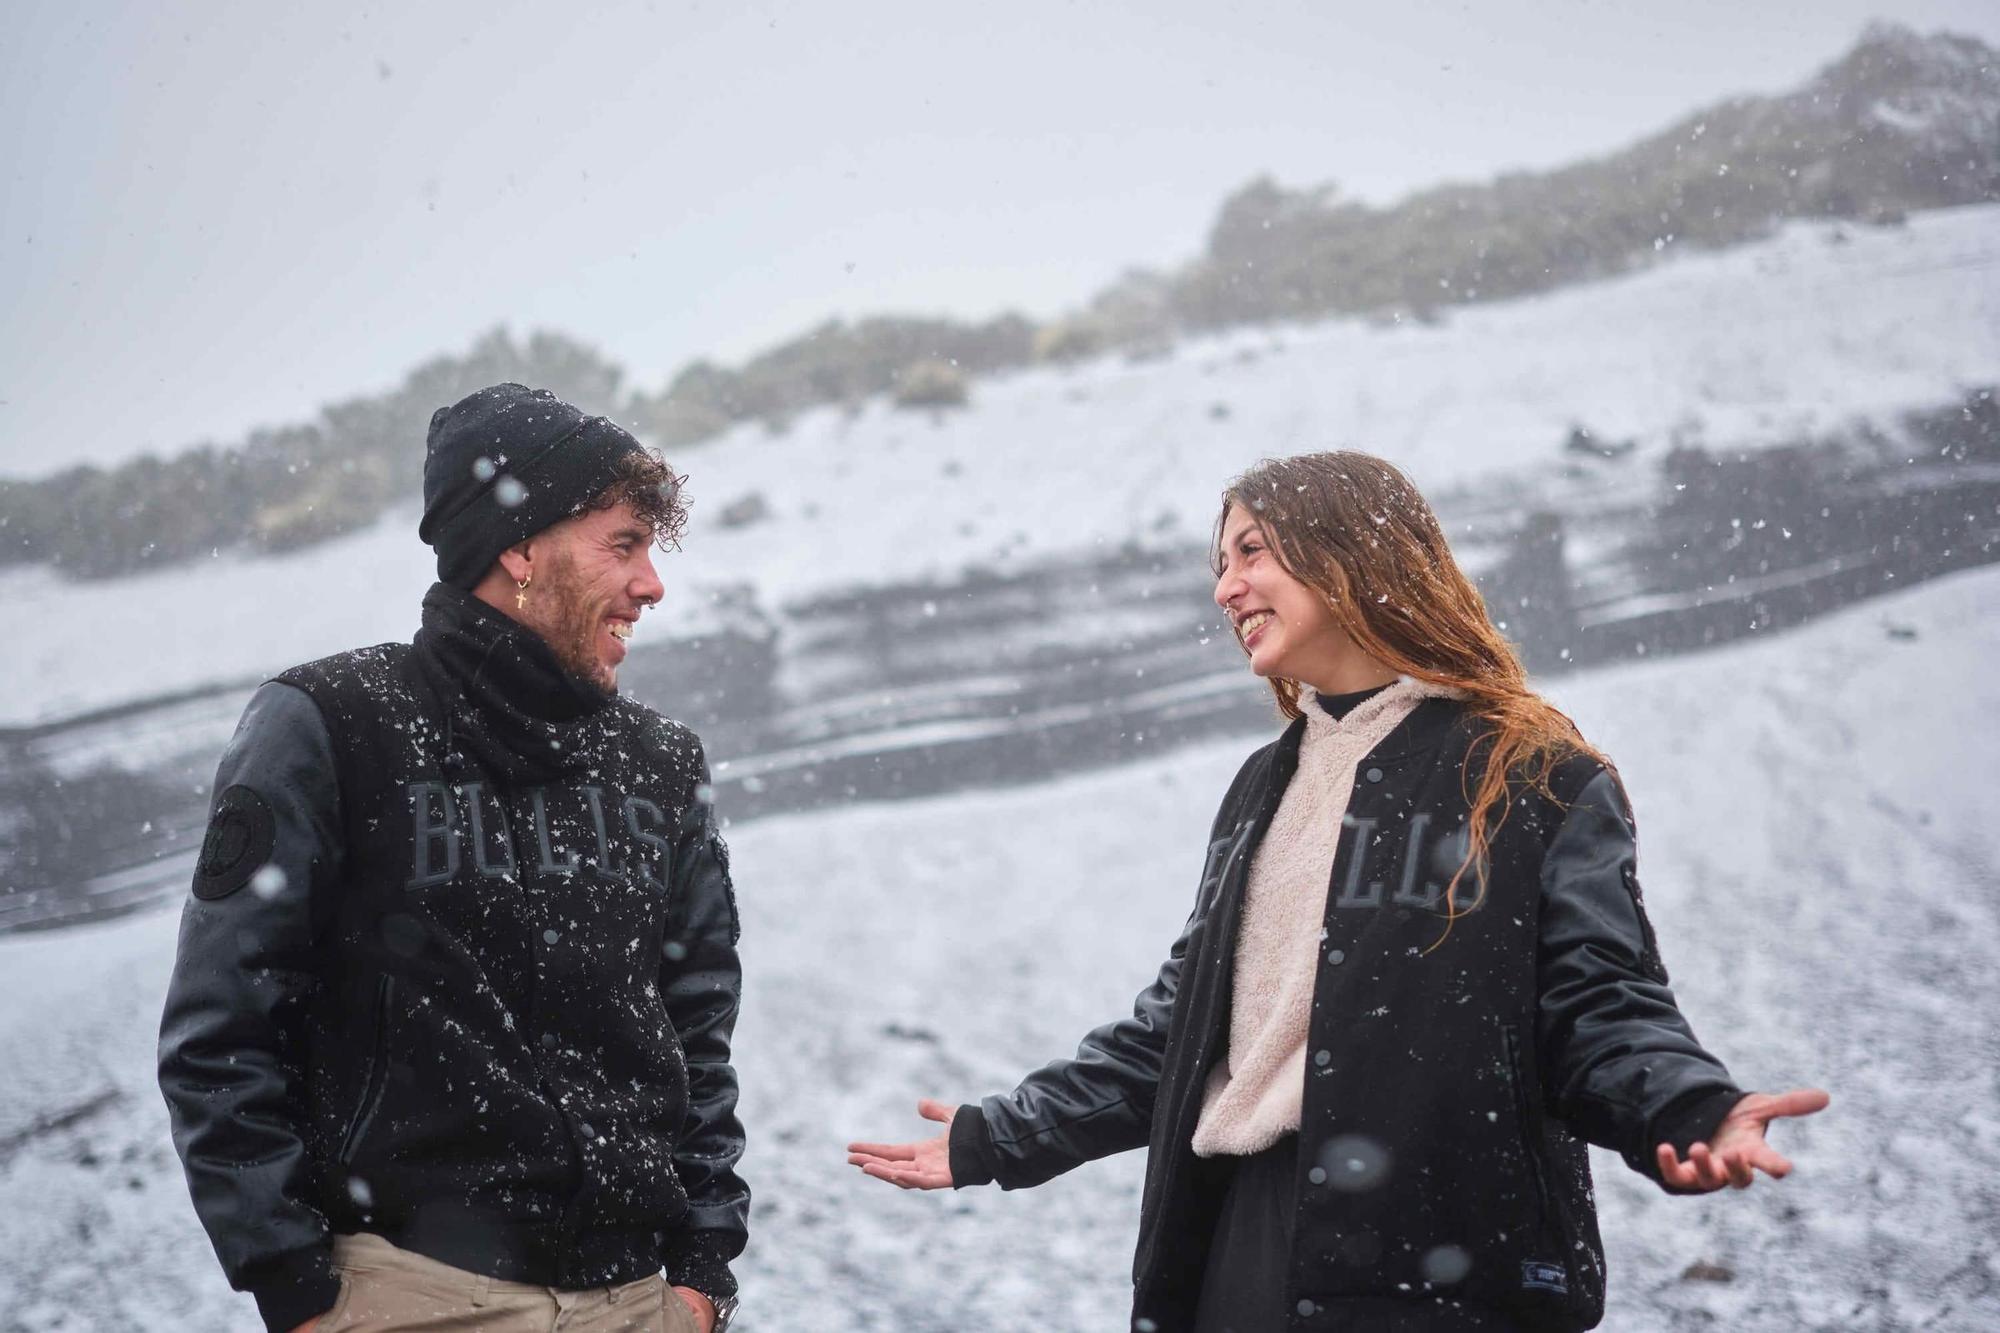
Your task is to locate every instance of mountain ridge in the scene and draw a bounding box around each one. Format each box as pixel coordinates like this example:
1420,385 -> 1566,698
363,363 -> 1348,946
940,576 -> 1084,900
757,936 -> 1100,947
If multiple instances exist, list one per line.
2,22 -> 1992,580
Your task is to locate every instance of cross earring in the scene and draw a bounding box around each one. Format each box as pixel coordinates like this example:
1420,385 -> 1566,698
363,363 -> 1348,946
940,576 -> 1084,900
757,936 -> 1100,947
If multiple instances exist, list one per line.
515,575 -> 531,610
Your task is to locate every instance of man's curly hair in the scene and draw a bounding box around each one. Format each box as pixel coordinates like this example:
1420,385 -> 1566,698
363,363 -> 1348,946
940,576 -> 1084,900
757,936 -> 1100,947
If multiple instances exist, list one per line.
576,447 -> 690,552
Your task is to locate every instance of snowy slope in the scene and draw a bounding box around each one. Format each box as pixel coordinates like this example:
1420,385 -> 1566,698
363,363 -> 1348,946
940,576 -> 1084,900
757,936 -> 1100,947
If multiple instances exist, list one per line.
5,202 -> 1997,726
1,562 -> 1994,1331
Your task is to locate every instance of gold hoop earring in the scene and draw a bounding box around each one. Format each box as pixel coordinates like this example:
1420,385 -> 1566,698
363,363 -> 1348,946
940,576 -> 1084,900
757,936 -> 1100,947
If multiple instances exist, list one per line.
515,575 -> 531,610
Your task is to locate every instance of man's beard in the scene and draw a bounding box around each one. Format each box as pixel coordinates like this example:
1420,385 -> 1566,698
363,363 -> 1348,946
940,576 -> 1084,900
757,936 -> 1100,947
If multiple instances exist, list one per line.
532,550 -> 618,698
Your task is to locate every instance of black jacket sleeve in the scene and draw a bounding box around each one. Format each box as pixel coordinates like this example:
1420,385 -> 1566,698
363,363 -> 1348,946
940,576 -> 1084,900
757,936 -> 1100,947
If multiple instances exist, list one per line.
158,682 -> 345,1333
954,948 -> 1187,1191
1536,767 -> 1744,1190
949,749 -> 1267,1191
950,906 -> 1195,1191
658,755 -> 750,1299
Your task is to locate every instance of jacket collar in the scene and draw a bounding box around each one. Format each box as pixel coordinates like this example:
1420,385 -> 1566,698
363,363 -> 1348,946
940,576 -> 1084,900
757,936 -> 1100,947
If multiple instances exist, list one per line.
1303,676 -> 1458,743
1368,695 -> 1468,760
1258,693 -> 1467,816
411,582 -> 613,784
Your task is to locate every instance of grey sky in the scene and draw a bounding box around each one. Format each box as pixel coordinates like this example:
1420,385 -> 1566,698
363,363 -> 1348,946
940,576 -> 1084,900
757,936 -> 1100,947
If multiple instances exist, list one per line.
4,0 -> 1997,479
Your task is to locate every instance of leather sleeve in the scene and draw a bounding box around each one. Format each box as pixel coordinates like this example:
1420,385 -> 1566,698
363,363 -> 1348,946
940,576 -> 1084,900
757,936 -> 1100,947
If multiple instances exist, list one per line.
1535,767 -> 1744,1189
948,900 -> 1190,1192
950,749 -> 1268,1192
959,907 -> 1196,1190
658,752 -> 749,1300
157,681 -> 345,1333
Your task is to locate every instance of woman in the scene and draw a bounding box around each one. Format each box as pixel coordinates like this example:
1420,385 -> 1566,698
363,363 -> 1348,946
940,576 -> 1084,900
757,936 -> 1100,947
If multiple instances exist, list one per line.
848,452 -> 1826,1332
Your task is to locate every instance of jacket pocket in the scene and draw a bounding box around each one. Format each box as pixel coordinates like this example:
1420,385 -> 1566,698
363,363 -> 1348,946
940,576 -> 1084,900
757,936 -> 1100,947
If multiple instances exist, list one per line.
336,975 -> 396,1165
1621,863 -> 1670,982
1499,1022 -> 1556,1230
708,831 -> 741,946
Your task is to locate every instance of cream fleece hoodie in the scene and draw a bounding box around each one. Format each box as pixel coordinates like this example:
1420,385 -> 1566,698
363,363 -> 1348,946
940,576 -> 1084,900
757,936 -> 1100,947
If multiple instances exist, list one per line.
1190,675 -> 1457,1157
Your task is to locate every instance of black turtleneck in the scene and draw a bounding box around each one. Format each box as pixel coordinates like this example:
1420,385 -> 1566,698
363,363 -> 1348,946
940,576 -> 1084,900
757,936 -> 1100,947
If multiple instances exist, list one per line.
1314,682 -> 1391,720
412,582 -> 615,785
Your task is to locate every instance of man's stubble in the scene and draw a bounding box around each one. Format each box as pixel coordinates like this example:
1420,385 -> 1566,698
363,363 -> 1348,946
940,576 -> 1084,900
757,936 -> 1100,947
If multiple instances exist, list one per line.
532,547 -> 618,698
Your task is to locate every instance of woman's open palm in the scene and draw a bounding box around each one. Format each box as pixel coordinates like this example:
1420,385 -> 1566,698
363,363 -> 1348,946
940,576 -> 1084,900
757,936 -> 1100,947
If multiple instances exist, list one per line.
848,1098 -> 957,1190
1654,1087 -> 1830,1191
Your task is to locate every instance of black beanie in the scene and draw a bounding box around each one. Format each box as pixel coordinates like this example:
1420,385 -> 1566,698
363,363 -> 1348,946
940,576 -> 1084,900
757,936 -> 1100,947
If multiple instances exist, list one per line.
419,383 -> 645,589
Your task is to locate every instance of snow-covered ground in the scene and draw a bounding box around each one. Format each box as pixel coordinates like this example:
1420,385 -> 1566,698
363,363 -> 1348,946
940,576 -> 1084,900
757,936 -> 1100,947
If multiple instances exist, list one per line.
5,202 -> 1997,726
2,562 -> 1994,1331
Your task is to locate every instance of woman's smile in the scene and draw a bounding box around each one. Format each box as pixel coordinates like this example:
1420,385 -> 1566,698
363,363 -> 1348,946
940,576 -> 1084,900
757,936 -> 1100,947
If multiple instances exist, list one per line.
1236,609 -> 1274,648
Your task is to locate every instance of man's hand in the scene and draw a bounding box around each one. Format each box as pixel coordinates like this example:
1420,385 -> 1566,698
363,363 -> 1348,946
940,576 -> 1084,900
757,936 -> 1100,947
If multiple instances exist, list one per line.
672,1285 -> 716,1333
1655,1087 -> 1830,1191
846,1098 -> 957,1190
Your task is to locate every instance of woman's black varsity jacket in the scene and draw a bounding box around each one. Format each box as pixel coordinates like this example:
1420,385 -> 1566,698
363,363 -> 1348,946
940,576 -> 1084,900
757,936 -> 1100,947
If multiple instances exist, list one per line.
950,696 -> 1742,1333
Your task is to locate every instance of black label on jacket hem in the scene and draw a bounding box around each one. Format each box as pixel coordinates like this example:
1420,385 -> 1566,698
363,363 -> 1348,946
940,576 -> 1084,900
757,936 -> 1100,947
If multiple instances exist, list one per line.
1521,1260 -> 1569,1294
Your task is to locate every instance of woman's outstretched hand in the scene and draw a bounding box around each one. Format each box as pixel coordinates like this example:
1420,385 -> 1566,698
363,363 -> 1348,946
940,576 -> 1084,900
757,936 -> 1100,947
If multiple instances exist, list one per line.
847,1097 -> 957,1190
1655,1087 -> 1831,1191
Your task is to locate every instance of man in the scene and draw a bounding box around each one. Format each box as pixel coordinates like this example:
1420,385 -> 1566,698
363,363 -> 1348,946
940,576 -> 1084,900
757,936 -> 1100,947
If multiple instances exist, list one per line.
159,384 -> 748,1333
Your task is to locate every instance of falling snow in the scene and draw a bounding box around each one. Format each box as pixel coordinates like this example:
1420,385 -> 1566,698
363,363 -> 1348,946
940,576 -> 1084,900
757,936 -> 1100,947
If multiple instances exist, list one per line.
3,565 -> 1992,1328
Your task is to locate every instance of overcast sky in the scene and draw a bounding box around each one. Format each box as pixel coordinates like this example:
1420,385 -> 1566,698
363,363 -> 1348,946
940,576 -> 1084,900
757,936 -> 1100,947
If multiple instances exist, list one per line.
4,0 -> 1997,479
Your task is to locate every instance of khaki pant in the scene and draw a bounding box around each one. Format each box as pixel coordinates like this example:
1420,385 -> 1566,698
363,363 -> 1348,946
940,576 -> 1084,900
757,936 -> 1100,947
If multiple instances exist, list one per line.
318,1232 -> 697,1333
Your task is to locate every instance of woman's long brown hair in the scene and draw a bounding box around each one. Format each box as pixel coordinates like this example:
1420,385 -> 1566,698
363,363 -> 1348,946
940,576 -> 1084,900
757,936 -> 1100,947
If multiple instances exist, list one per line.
1214,452 -> 1607,944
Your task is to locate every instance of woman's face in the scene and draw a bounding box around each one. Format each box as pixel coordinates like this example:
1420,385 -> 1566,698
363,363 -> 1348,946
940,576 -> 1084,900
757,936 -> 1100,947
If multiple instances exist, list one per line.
1213,504 -> 1352,685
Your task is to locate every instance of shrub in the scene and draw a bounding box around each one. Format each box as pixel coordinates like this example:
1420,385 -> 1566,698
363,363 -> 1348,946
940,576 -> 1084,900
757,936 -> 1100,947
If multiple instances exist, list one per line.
892,359 -> 970,410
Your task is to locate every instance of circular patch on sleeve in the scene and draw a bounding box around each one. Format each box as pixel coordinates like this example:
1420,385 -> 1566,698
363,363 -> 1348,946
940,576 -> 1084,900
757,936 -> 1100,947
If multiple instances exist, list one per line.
193,784 -> 279,900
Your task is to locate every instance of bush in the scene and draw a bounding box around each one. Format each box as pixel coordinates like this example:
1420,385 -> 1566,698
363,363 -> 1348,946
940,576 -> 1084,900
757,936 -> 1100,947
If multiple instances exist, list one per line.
0,326 -> 629,579
1032,319 -> 1103,365
717,493 -> 772,529
892,359 -> 970,410
634,314 -> 1032,437
1161,25 -> 2000,334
